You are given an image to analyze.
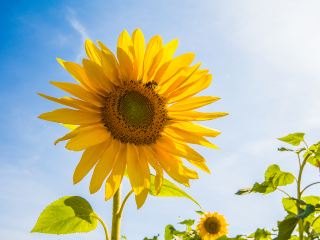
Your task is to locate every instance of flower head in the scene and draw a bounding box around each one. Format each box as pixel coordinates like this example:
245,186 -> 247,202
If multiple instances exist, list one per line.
39,29 -> 227,208
197,212 -> 228,240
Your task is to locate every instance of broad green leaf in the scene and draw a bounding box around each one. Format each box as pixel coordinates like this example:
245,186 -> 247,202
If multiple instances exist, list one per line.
248,228 -> 272,240
282,198 -> 297,214
276,216 -> 299,240
297,204 -> 315,219
265,164 -> 294,187
179,219 -> 195,227
282,196 -> 320,215
305,143 -> 320,167
278,133 -> 305,146
31,196 -> 98,234
149,175 -> 200,207
237,165 -> 294,195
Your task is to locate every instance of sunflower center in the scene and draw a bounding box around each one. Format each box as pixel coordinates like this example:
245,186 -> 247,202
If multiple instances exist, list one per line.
204,217 -> 220,234
102,80 -> 167,145
118,90 -> 154,127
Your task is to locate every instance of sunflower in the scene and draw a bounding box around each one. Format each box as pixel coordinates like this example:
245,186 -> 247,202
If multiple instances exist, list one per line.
39,29 -> 227,208
197,212 -> 228,240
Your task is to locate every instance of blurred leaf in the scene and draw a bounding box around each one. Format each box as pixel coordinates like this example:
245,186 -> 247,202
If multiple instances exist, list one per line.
149,175 -> 200,207
297,204 -> 315,219
305,143 -> 320,167
278,133 -> 305,146
143,235 -> 159,240
179,219 -> 195,227
276,216 -> 299,240
195,210 -> 205,215
164,224 -> 175,240
278,147 -> 294,152
248,228 -> 272,240
31,196 -> 98,234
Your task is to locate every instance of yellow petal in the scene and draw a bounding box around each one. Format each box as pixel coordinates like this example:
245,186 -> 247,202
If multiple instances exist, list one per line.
169,122 -> 221,138
167,73 -> 211,103
50,81 -> 103,107
143,35 -> 163,82
117,47 -> 134,81
153,147 -> 190,186
83,59 -> 113,92
164,127 -> 219,149
168,96 -> 220,112
141,146 -> 163,194
89,140 -> 120,193
159,63 -> 201,95
66,124 -> 110,151
85,39 -> 102,65
56,58 -> 92,91
135,188 -> 149,209
100,49 -> 120,85
117,30 -> 134,60
38,108 -> 101,125
157,136 -> 205,162
127,144 -> 149,195
54,127 -> 80,145
105,143 -> 127,200
168,111 -> 228,121
132,29 -> 145,80
38,93 -> 99,112
156,53 -> 195,85
73,142 -> 107,184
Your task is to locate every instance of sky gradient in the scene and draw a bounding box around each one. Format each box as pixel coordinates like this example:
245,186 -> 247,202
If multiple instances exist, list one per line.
1,0 -> 320,239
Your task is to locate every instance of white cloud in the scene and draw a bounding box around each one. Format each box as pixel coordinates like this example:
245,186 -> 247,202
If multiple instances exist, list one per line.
66,7 -> 90,60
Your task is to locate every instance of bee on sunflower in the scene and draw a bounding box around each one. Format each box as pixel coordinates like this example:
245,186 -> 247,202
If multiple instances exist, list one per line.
39,29 -> 227,208
197,212 -> 228,240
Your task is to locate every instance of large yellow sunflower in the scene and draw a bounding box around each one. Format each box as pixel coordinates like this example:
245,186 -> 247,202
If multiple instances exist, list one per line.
39,29 -> 227,208
197,212 -> 228,240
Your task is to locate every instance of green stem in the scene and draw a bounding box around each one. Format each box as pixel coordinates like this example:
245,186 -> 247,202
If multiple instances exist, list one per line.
118,190 -> 134,219
111,187 -> 121,240
92,215 -> 110,240
276,187 -> 292,198
297,152 -> 309,240
301,181 -> 320,195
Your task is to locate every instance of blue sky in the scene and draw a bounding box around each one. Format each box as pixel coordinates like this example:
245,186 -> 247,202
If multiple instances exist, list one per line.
1,0 -> 320,239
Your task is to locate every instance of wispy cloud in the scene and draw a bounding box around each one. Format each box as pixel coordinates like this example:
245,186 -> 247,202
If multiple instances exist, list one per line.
66,7 -> 90,60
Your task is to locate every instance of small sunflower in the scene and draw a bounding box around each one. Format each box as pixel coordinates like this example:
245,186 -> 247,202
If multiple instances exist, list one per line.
197,212 -> 228,240
39,29 -> 227,208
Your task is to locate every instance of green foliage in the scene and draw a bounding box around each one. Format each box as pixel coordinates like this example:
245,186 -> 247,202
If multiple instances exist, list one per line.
31,196 -> 98,234
237,133 -> 320,240
248,228 -> 272,240
276,216 -> 299,240
304,142 -> 320,167
236,164 -> 294,195
149,175 -> 200,207
278,133 -> 305,146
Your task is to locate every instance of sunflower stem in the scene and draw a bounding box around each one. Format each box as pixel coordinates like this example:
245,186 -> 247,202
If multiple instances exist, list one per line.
111,186 -> 121,240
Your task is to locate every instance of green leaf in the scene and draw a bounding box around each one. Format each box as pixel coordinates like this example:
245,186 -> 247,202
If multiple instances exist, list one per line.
297,204 -> 315,219
179,219 -> 195,227
305,143 -> 320,167
248,228 -> 272,240
278,133 -> 305,146
164,225 -> 175,240
149,175 -> 200,207
278,147 -> 294,152
237,165 -> 294,195
195,210 -> 205,215
276,216 -> 299,240
31,196 -> 98,234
